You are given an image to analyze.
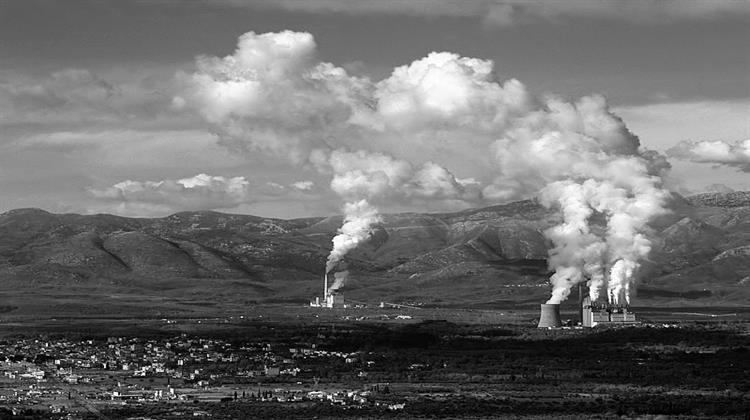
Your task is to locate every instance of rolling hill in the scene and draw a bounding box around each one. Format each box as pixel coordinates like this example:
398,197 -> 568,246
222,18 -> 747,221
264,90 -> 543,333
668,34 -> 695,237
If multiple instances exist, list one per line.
0,192 -> 748,317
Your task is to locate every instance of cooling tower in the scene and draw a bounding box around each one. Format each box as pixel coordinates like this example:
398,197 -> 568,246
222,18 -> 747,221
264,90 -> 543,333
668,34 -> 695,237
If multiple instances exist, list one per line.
537,303 -> 563,328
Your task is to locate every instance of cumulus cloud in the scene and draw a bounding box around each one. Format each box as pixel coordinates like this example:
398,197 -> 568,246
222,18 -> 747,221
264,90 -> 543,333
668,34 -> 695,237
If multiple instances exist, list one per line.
667,139 -> 750,171
178,31 -> 521,209
326,149 -> 481,206
223,0 -> 750,26
176,30 -> 373,164
375,52 -> 531,131
178,30 -> 669,209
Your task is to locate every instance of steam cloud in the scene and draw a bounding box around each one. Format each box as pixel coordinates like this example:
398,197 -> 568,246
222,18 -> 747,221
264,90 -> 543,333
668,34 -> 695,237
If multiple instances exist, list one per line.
326,200 -> 381,273
540,171 -> 669,304
178,30 -> 670,303
329,270 -> 349,292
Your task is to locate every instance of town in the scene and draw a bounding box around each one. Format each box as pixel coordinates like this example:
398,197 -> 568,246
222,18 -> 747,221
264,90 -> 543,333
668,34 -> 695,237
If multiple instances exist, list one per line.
0,315 -> 746,419
0,332 -> 403,418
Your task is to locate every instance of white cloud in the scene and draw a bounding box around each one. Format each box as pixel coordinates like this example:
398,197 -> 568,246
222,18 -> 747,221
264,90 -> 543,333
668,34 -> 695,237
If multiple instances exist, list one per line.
179,30 -> 668,211
291,180 -> 315,191
86,172 -> 330,217
614,100 -> 750,193
613,100 -> 750,152
89,173 -> 253,211
667,139 -> 750,171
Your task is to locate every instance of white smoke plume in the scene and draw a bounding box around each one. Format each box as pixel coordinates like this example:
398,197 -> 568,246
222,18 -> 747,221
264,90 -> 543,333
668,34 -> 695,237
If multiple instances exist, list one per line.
540,180 -> 607,303
178,30 -> 671,302
329,270 -> 349,292
540,160 -> 669,304
326,200 -> 381,273
667,139 -> 750,172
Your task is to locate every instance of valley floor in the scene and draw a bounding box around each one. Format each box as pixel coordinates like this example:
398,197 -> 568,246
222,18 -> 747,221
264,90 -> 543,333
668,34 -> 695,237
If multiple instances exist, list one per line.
0,306 -> 747,419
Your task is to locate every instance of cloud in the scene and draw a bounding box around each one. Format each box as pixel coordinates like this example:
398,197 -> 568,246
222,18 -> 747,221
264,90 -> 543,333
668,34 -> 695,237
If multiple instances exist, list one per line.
613,100 -> 750,152
291,180 -> 315,191
89,173 -> 253,212
177,30 -> 673,304
612,100 -> 750,193
221,0 -> 750,25
667,139 -> 750,171
175,30 -> 373,164
481,94 -> 655,201
0,68 -> 179,129
177,30 -> 492,215
179,30 -> 668,211
375,52 -> 531,130
87,172 -> 327,217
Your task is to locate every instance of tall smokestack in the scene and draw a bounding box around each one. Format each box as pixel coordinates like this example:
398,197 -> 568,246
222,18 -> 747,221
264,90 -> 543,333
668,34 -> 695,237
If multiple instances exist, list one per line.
578,283 -> 584,325
537,304 -> 562,328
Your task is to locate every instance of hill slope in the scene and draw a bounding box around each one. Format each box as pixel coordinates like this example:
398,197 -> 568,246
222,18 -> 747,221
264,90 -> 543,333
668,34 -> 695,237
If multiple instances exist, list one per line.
0,192 -> 748,316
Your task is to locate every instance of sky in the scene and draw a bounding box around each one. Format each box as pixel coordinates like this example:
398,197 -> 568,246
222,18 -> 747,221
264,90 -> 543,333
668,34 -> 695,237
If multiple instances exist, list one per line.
1,0 -> 749,219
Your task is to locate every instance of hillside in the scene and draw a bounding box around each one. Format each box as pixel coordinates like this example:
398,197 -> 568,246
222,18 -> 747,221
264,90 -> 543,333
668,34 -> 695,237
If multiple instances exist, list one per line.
0,192 -> 748,317
686,191 -> 750,208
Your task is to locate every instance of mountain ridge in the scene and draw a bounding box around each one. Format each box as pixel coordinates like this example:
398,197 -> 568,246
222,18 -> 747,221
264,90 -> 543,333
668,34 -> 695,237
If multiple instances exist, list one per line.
0,191 -> 748,316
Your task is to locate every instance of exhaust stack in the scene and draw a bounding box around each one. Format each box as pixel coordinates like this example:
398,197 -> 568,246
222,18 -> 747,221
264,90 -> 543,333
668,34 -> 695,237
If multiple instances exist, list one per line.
537,303 -> 562,328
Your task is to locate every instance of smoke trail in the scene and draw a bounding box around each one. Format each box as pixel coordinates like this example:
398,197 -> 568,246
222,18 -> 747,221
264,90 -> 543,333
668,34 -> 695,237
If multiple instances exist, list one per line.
541,180 -> 607,304
329,270 -> 349,292
324,149 -> 476,275
541,165 -> 669,304
326,200 -> 381,273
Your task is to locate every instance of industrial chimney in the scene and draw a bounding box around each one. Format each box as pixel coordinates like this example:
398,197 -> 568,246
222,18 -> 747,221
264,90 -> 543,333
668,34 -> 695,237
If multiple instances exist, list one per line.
537,303 -> 562,328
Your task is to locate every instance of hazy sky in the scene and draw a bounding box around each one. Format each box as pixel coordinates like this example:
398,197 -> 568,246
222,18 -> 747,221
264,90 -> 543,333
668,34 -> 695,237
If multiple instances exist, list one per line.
1,0 -> 748,218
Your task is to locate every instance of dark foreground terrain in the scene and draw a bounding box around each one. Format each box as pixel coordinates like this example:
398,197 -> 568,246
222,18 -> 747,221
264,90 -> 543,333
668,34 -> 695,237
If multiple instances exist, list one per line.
0,307 -> 747,419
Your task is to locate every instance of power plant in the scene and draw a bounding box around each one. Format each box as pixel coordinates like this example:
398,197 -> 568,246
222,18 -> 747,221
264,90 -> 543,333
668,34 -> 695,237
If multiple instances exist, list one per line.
537,284 -> 638,328
537,303 -> 563,328
310,272 -> 346,308
581,296 -> 637,327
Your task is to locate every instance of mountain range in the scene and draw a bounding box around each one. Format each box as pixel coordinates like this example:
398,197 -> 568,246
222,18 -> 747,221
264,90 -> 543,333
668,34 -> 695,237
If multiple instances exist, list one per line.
0,191 -> 748,317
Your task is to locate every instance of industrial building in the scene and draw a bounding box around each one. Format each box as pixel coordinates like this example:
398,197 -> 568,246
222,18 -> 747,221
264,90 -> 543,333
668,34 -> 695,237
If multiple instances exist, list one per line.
581,296 -> 637,327
537,284 -> 638,328
537,303 -> 563,328
310,273 -> 346,308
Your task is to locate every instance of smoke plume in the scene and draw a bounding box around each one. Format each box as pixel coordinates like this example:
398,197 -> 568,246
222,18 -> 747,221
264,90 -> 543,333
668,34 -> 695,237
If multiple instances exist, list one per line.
326,200 -> 381,273
329,270 -> 349,292
540,161 -> 669,304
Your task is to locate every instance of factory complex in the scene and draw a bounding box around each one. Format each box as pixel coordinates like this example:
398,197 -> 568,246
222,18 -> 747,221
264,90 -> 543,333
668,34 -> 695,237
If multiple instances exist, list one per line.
310,273 -> 346,308
538,285 -> 639,328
